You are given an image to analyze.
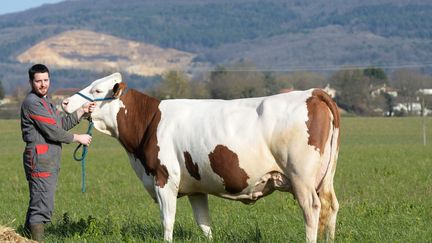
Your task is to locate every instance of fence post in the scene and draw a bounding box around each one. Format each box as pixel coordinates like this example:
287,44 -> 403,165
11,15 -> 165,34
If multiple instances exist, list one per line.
423,114 -> 427,146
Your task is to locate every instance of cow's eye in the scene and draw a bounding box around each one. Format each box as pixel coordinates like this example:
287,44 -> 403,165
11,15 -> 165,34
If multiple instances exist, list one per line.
95,89 -> 103,94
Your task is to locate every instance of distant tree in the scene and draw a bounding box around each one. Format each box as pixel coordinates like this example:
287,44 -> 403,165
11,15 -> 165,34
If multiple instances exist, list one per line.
189,80 -> 210,99
273,73 -> 293,91
208,65 -> 228,99
150,70 -> 191,99
0,81 -> 5,100
287,71 -> 327,90
417,93 -> 432,117
331,69 -> 370,115
208,62 -> 266,99
390,69 -> 427,115
13,85 -> 30,103
372,92 -> 395,116
263,72 -> 280,96
391,69 -> 426,96
362,67 -> 391,115
364,67 -> 388,86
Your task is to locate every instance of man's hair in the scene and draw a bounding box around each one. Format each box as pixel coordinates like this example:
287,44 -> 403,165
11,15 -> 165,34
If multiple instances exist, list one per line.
28,64 -> 49,81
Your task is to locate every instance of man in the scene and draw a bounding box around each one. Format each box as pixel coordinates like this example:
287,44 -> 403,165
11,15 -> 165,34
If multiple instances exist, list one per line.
21,64 -> 95,241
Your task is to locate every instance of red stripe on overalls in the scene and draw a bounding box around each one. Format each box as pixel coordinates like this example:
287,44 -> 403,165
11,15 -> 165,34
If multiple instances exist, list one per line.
31,172 -> 52,178
40,98 -> 53,114
35,144 -> 49,154
30,114 -> 57,125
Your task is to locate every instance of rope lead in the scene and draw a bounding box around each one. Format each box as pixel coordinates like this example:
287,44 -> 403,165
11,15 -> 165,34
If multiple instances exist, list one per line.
73,117 -> 94,193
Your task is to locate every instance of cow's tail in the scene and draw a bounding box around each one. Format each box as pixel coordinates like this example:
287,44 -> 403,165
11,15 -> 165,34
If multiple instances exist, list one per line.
315,89 -> 340,240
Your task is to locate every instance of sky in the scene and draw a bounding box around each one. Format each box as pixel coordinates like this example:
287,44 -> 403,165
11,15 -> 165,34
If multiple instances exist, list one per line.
0,0 -> 65,15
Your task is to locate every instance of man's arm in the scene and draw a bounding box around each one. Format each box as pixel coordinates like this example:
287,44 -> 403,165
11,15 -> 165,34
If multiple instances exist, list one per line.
61,111 -> 80,131
24,99 -> 92,146
61,102 -> 95,131
25,99 -> 74,143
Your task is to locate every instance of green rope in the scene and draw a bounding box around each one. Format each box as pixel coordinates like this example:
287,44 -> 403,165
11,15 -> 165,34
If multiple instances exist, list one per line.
73,117 -> 94,193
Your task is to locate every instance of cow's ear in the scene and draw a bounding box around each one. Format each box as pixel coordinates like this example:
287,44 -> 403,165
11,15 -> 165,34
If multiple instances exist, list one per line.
113,82 -> 127,98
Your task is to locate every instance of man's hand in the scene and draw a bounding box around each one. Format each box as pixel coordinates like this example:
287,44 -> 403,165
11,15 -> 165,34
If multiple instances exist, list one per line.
73,134 -> 92,146
82,102 -> 96,114
77,102 -> 96,119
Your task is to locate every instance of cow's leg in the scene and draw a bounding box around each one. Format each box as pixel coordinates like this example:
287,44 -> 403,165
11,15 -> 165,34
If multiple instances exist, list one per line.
318,185 -> 339,242
282,150 -> 322,243
318,172 -> 339,242
292,178 -> 321,243
155,183 -> 178,242
188,193 -> 212,239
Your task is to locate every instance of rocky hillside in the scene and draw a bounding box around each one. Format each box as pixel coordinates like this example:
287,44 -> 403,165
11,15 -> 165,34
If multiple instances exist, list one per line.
17,30 -> 196,77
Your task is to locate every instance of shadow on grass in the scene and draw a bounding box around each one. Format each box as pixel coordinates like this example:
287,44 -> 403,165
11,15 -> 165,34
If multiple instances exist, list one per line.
212,223 -> 264,243
16,212 -> 266,242
15,225 -> 30,239
39,212 -> 201,241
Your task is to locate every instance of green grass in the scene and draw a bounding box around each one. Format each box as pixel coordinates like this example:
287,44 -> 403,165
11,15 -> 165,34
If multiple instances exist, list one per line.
1,117 -> 431,242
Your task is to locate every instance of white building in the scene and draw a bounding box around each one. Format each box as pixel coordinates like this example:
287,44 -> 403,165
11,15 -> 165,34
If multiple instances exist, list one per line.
0,96 -> 12,105
393,102 -> 432,116
370,84 -> 398,98
418,89 -> 432,95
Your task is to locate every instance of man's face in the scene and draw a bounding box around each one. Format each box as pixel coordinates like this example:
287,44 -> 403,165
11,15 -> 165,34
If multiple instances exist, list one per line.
31,72 -> 50,97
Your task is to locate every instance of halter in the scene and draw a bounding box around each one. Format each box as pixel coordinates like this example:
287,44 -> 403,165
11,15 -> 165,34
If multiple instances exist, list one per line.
76,92 -> 117,102
76,86 -> 128,102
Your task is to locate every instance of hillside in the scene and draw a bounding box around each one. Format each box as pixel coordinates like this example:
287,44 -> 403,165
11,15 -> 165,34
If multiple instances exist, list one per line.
0,0 -> 432,92
17,30 -> 196,77
207,25 -> 432,71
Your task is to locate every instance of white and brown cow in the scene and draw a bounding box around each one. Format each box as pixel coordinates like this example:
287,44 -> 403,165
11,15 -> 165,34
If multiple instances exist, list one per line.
62,73 -> 340,242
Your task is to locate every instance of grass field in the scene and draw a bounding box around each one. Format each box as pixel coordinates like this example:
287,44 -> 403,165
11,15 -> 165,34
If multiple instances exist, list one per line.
1,117 -> 431,242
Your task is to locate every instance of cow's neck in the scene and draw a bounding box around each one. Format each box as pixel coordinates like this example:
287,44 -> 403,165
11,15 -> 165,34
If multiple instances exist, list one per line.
116,89 -> 161,156
116,89 -> 169,187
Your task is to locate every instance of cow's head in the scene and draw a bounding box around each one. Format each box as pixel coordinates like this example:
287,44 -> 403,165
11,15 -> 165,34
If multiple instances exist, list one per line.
62,72 -> 128,137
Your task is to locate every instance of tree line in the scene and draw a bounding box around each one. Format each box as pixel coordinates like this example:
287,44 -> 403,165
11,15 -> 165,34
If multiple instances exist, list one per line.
149,63 -> 432,116
2,63 -> 432,117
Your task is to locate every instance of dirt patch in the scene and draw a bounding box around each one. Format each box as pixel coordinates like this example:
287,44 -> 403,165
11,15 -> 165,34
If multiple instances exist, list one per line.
0,225 -> 36,243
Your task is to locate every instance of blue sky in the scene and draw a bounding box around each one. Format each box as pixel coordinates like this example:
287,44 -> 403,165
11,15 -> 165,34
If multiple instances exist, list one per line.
0,0 -> 65,15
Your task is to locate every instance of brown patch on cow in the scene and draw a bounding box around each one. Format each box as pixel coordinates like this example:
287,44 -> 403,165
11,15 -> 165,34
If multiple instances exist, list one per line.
184,151 -> 201,180
312,89 -> 340,128
116,88 -> 169,187
208,145 -> 249,194
306,90 -> 333,155
313,89 -> 341,148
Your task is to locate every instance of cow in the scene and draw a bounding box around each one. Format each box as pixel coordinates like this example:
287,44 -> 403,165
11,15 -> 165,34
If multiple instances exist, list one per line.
62,73 -> 340,242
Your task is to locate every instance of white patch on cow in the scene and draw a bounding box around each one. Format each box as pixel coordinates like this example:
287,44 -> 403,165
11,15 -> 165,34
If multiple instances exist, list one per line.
91,99 -> 125,137
155,106 -> 182,190
119,100 -> 127,116
127,152 -> 157,201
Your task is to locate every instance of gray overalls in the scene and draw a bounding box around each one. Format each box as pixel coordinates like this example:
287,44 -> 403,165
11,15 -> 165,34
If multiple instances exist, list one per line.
21,91 -> 80,224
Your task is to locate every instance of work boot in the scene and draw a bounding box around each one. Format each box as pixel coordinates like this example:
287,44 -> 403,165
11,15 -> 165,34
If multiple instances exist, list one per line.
30,223 -> 44,242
